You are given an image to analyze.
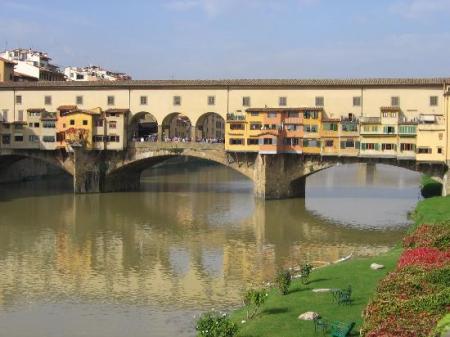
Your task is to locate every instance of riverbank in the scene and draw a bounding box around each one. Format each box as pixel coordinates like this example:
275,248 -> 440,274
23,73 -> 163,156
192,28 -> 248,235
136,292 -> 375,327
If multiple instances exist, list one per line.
229,194 -> 450,337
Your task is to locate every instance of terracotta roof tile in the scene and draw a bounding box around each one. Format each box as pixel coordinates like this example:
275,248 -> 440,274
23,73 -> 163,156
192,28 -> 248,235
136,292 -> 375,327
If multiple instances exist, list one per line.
0,78 -> 448,89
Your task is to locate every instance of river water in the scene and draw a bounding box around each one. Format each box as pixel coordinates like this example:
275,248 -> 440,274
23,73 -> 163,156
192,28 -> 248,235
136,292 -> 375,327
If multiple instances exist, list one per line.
0,161 -> 420,337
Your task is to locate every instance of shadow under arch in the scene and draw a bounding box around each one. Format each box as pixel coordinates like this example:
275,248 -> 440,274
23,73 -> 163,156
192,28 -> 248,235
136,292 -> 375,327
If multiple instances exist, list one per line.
107,154 -> 253,192
161,112 -> 192,141
128,111 -> 158,142
194,112 -> 225,142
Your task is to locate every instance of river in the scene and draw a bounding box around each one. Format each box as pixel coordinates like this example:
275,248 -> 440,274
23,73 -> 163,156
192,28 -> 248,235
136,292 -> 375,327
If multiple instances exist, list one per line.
0,160 -> 420,337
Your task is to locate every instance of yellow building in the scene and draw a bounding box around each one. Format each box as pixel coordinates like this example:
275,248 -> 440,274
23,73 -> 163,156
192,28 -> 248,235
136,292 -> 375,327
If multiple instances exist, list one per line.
0,57 -> 15,82
57,107 -> 101,150
321,117 -> 340,156
416,114 -> 446,162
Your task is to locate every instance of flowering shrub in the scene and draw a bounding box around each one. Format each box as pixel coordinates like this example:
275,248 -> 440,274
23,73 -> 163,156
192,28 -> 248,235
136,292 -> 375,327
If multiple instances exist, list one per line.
363,223 -> 450,337
397,247 -> 450,270
243,289 -> 267,320
196,312 -> 238,337
403,224 -> 450,250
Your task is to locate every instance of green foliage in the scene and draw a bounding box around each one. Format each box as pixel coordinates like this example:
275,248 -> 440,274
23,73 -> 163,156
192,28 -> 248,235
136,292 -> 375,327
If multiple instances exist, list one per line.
413,196 -> 450,226
300,263 -> 313,284
196,312 -> 238,337
275,270 -> 292,295
243,289 -> 267,320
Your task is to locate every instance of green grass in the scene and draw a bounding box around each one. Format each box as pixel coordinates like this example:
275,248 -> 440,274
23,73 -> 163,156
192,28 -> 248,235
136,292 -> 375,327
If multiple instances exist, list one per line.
227,193 -> 450,337
413,195 -> 450,226
230,249 -> 401,337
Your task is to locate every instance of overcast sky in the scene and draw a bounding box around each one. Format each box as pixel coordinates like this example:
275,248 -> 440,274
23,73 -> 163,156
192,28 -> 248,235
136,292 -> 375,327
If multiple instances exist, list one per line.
1,0 -> 450,79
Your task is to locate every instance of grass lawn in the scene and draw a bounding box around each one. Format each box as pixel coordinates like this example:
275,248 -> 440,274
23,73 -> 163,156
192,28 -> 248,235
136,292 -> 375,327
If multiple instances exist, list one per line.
230,249 -> 401,337
413,195 -> 450,226
226,183 -> 450,337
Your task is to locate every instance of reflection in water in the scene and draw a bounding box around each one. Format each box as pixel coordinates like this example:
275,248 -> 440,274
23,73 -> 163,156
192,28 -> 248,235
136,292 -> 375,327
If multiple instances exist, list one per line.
0,161 -> 420,337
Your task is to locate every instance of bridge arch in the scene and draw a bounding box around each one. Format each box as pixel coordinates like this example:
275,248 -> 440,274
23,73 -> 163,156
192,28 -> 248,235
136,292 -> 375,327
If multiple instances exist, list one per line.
194,112 -> 225,143
129,111 -> 158,142
0,151 -> 73,184
161,113 -> 192,141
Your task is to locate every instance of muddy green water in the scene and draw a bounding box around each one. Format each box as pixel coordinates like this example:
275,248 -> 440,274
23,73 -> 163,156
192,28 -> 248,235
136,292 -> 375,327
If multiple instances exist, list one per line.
0,161 -> 420,337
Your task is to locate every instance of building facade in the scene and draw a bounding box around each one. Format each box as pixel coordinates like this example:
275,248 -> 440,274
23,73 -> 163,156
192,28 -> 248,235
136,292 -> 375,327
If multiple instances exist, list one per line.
64,66 -> 131,82
0,78 -> 448,164
0,49 -> 65,82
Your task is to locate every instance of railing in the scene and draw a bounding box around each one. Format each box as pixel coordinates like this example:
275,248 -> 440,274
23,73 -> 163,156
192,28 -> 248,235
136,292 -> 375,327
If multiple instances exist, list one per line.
360,117 -> 381,124
129,141 -> 225,151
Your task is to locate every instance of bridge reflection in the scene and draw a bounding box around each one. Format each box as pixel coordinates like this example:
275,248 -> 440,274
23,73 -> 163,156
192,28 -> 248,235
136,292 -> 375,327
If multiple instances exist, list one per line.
0,171 -> 406,308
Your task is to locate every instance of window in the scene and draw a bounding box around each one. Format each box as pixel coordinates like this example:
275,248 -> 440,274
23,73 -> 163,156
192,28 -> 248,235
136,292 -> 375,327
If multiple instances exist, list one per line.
391,96 -> 400,107
250,123 -> 261,130
15,124 -> 23,130
304,110 -> 319,119
229,138 -> 244,145
353,96 -> 361,107
34,122 -> 40,128
342,122 -> 357,132
267,112 -> 277,118
43,121 -> 55,128
18,110 -> 23,121
417,147 -> 432,154
109,121 -> 117,129
304,124 -> 318,133
107,96 -> 115,106
340,139 -> 355,149
325,140 -> 334,147
247,138 -> 259,145
381,143 -> 396,151
14,135 -> 23,142
400,143 -> 415,152
93,135 -> 104,142
287,111 -> 299,118
2,109 -> 8,122
382,112 -> 389,118
140,96 -> 148,105
230,123 -> 245,130
207,96 -> 215,106
383,126 -> 396,134
284,138 -> 300,146
438,147 -> 443,154
430,96 -> 438,106
315,96 -> 324,107
399,125 -> 416,134
95,119 -> 104,127
242,97 -> 251,107
263,138 -> 273,145
44,96 -> 52,105
285,124 -> 299,131
303,139 -> 320,147
439,133 -> 443,141
279,97 -> 287,106
250,111 -> 259,116
2,135 -> 11,145
82,120 -> 88,126
108,135 -> 120,142
323,123 -> 338,131
70,119 -> 75,126
29,135 -> 39,142
42,136 -> 55,143
16,95 -> 22,105
76,96 -> 83,105
173,96 -> 181,106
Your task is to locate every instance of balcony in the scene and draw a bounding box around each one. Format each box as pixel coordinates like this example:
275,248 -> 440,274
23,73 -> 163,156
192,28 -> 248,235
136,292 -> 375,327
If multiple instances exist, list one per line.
360,117 -> 381,124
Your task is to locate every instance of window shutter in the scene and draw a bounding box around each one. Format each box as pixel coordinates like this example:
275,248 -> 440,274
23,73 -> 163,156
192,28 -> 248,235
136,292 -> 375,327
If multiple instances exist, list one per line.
340,141 -> 346,149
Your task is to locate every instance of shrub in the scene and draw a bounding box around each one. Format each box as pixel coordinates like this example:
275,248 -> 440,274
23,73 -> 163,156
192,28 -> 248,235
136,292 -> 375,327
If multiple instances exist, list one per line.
300,263 -> 313,284
397,247 -> 450,270
196,312 -> 238,337
243,289 -> 267,320
275,270 -> 292,295
403,224 -> 450,250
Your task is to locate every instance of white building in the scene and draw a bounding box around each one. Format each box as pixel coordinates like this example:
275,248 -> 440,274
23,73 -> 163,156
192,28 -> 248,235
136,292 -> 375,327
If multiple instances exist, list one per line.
64,65 -> 131,82
0,48 -> 65,81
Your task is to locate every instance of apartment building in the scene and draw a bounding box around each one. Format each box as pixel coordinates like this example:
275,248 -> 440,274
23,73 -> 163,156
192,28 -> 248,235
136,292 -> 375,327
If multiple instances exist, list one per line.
64,65 -> 131,82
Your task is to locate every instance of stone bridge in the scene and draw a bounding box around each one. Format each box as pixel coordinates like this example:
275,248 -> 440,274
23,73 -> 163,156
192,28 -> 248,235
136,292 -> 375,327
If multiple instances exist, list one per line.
0,144 -> 448,199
